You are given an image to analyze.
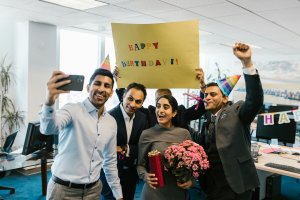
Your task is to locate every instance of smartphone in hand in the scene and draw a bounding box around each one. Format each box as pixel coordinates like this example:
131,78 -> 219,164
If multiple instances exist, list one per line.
57,75 -> 85,91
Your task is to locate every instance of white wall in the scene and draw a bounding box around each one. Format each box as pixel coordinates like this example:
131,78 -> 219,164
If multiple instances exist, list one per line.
14,22 -> 29,119
0,19 -> 14,59
27,22 -> 58,121
0,20 -> 58,148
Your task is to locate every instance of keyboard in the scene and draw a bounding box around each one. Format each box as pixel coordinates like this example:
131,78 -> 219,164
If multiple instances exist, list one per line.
265,162 -> 300,174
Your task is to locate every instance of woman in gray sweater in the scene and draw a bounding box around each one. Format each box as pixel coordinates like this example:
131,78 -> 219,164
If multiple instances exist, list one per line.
137,95 -> 192,200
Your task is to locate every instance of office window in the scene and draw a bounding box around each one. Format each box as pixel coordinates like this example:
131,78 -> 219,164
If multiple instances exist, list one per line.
104,37 -> 121,109
59,31 -> 121,110
59,29 -> 99,107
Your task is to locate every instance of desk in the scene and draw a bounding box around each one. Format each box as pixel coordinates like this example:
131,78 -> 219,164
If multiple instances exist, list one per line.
255,143 -> 300,199
26,151 -> 53,195
0,153 -> 52,196
0,154 -> 29,175
255,143 -> 300,179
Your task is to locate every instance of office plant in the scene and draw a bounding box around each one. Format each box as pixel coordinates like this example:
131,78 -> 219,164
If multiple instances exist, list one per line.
0,55 -> 25,146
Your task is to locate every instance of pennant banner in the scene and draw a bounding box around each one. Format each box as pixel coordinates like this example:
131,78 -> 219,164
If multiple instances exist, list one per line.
259,109 -> 300,125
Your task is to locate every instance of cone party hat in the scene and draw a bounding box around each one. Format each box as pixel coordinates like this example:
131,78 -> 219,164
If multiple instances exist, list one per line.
216,75 -> 241,96
100,55 -> 110,71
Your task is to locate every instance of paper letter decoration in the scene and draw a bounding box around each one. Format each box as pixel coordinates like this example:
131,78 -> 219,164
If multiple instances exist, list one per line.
293,110 -> 300,122
264,114 -> 274,125
278,112 -> 290,124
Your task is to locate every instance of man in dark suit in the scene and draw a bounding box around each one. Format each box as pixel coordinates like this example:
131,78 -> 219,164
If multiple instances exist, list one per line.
115,68 -> 206,130
100,82 -> 148,200
200,42 -> 263,200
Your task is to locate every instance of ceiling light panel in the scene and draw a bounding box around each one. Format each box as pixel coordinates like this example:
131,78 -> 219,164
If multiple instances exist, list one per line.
40,0 -> 107,10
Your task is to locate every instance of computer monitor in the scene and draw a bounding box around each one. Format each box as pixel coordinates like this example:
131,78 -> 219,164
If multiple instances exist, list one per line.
268,104 -> 299,113
257,104 -> 266,114
22,121 -> 54,155
256,115 -> 296,145
2,131 -> 18,153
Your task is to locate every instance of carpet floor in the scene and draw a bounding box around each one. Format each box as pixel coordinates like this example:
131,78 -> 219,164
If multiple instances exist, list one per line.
0,170 -> 299,200
0,171 -> 143,200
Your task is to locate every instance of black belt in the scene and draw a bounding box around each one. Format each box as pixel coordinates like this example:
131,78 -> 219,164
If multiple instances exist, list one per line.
52,175 -> 98,189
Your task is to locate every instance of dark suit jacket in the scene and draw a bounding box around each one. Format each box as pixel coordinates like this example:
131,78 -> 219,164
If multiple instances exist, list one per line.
212,73 -> 263,194
116,88 -> 206,130
109,104 -> 148,168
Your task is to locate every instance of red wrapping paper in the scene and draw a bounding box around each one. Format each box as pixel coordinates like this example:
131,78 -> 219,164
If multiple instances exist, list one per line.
148,152 -> 165,188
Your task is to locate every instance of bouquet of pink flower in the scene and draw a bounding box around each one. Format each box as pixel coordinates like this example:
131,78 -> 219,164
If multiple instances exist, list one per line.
163,140 -> 209,183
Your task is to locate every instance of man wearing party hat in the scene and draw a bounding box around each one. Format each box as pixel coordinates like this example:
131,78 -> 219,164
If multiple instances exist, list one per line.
200,42 -> 263,200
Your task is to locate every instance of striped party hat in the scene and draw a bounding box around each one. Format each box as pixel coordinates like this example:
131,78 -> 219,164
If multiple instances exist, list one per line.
216,75 -> 241,96
100,55 -> 110,71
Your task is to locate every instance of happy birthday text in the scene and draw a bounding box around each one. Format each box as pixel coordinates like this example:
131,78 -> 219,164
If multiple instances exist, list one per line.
128,42 -> 159,51
121,58 -> 179,67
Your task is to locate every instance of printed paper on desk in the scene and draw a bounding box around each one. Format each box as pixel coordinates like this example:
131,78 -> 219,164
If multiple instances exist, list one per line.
111,20 -> 200,88
261,148 -> 282,154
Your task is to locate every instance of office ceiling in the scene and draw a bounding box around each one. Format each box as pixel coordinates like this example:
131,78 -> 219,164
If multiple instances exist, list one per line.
1,0 -> 300,58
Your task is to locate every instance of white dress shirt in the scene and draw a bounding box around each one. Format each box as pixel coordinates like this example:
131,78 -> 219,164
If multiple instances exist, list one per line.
120,103 -> 135,157
40,98 -> 122,199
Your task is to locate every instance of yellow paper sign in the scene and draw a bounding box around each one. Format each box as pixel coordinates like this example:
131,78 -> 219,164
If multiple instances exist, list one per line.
111,20 -> 200,88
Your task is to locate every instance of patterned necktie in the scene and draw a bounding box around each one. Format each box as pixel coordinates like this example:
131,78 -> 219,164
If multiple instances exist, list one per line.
207,115 -> 217,145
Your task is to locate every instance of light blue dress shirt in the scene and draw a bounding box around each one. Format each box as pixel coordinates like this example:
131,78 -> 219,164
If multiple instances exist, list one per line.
40,98 -> 122,199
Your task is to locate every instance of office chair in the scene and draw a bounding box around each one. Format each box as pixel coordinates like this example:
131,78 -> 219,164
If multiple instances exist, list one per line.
0,132 -> 17,196
0,171 -> 15,194
0,185 -> 15,194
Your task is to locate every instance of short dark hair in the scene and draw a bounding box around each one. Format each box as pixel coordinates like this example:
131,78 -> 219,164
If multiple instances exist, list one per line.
89,68 -> 114,87
156,95 -> 178,112
205,82 -> 226,97
156,89 -> 172,96
205,82 -> 218,88
125,82 -> 147,100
